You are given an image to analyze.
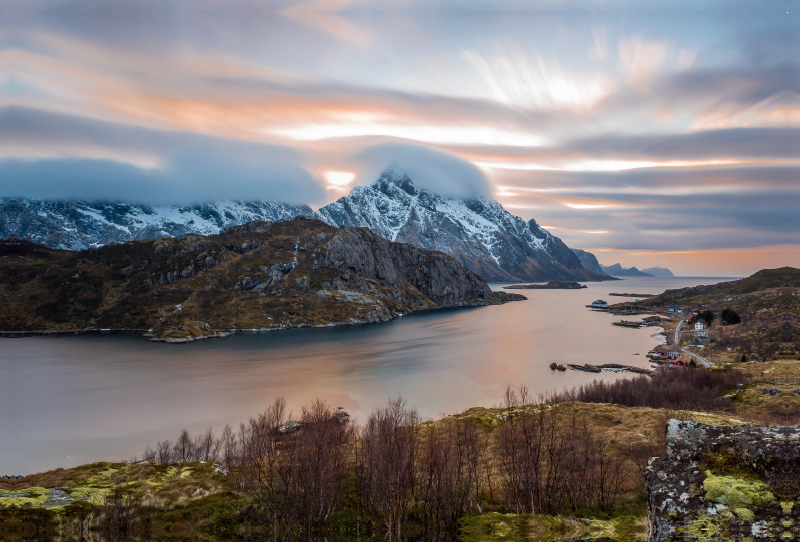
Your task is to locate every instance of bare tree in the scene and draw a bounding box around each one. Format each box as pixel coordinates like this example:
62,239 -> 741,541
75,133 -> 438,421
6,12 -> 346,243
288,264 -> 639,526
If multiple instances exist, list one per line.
419,418 -> 482,538
194,427 -> 222,463
292,400 -> 357,534
172,429 -> 195,463
154,440 -> 172,465
220,424 -> 237,466
235,397 -> 289,533
356,397 -> 420,540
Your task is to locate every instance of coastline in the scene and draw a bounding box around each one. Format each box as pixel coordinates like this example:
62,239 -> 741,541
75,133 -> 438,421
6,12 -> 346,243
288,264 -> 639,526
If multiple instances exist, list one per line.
0,293 -> 526,344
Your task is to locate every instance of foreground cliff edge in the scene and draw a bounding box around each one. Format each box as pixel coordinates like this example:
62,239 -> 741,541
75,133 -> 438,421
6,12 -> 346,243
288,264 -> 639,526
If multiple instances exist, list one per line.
0,216 -> 524,342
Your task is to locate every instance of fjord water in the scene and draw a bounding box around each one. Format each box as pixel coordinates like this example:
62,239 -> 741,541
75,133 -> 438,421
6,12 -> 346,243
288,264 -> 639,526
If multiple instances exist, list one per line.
1,277 -> 731,474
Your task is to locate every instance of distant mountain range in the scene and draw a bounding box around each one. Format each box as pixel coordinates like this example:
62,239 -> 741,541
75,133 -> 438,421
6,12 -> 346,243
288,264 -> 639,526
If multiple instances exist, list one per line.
0,199 -> 311,251
0,168 -> 621,283
598,263 -> 675,277
314,168 -> 607,283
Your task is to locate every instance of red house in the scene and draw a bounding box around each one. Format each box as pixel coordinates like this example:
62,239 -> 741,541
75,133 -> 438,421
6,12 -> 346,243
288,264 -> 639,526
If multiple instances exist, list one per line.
655,346 -> 681,360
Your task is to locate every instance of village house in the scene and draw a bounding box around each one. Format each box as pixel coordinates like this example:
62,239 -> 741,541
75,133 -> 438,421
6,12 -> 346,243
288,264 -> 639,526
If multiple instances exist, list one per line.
655,345 -> 681,360
668,306 -> 680,313
695,321 -> 706,331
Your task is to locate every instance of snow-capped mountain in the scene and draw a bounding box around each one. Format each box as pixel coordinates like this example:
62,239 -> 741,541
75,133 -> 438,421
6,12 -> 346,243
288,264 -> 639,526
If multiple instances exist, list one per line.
314,167 -> 605,282
0,199 -> 311,250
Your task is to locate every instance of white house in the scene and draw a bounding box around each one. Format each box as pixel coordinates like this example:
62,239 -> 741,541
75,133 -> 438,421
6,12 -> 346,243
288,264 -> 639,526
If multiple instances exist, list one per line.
695,321 -> 706,331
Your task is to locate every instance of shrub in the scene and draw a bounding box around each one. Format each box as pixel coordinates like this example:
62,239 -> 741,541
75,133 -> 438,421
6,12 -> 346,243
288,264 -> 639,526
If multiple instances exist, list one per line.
721,308 -> 741,325
552,367 -> 744,411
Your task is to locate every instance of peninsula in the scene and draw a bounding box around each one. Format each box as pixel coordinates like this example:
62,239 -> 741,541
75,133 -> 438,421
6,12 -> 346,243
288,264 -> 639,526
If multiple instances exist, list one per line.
0,217 -> 524,342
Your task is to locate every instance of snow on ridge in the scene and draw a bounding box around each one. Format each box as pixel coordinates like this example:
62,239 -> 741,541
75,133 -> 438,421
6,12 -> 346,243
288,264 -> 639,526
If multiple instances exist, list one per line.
314,171 -> 562,269
0,198 -> 311,250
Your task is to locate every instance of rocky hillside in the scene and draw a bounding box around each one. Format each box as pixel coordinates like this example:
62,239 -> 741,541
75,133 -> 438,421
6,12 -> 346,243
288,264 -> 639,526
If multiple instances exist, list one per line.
637,267 -> 800,360
315,167 -> 607,283
571,249 -> 611,277
0,198 -> 311,250
0,217 -> 522,341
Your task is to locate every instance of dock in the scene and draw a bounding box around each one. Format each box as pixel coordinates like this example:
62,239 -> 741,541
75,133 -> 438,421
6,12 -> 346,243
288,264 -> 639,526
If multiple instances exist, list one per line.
612,320 -> 643,328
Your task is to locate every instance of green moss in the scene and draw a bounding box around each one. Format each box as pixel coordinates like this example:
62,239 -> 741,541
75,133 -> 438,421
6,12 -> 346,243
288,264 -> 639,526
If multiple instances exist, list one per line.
0,487 -> 50,507
735,508 -> 755,521
703,471 -> 775,509
680,514 -> 720,541
781,501 -> 794,514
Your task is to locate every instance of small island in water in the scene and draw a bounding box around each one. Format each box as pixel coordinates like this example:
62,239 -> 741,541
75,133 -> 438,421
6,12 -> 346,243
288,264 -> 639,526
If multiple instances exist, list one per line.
504,281 -> 587,290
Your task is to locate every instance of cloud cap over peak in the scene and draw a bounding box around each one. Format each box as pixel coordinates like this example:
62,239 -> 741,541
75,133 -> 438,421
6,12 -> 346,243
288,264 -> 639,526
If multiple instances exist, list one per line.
353,143 -> 492,199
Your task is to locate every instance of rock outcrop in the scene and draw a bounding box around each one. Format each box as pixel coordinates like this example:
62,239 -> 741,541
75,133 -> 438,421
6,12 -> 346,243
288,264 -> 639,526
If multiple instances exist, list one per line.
0,217 -> 523,341
571,249 -> 611,277
646,420 -> 800,541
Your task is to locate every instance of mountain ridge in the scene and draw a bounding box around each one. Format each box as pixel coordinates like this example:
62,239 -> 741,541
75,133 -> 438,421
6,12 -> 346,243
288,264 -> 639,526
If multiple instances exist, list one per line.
0,198 -> 311,251
571,249 -> 612,277
315,168 -> 609,283
600,263 -> 654,277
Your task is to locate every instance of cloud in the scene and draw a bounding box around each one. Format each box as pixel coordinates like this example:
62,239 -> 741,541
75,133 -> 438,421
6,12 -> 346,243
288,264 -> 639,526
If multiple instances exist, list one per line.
487,165 -> 800,254
462,45 -> 612,110
352,142 -> 492,198
0,107 -> 326,205
617,36 -> 667,90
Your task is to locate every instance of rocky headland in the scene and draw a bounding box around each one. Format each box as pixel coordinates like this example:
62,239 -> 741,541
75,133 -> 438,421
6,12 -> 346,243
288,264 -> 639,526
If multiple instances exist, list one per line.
0,217 -> 524,342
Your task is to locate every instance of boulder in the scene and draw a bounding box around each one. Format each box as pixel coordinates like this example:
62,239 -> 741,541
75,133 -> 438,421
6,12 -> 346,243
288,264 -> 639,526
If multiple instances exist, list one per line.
646,420 -> 800,541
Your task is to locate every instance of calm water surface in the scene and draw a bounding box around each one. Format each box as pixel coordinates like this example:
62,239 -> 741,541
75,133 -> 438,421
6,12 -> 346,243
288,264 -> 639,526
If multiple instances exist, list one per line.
1,277 -> 733,473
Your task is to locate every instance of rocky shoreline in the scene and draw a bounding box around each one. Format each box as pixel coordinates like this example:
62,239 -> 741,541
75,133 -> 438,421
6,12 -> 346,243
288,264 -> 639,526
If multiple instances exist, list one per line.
1,291 -> 526,344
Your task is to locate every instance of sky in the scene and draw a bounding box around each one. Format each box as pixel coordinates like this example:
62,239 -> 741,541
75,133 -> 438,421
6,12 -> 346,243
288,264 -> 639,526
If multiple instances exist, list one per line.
1,0 -> 798,276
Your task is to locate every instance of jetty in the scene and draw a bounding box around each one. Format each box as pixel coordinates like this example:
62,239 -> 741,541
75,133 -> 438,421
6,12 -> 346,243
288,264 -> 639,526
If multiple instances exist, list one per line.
612,320 -> 643,328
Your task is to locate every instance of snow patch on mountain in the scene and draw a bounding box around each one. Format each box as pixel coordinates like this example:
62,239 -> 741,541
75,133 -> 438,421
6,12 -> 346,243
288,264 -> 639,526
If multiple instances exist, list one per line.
0,199 -> 312,250
315,167 -> 603,282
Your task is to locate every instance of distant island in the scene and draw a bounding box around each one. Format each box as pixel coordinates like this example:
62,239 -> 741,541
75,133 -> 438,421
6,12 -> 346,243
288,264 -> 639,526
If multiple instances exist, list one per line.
641,266 -> 675,277
504,281 -> 587,290
600,263 -> 675,277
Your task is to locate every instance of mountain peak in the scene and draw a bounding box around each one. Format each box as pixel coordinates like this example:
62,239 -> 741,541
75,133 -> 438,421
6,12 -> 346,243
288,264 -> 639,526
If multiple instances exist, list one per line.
373,165 -> 417,196
315,171 -> 607,283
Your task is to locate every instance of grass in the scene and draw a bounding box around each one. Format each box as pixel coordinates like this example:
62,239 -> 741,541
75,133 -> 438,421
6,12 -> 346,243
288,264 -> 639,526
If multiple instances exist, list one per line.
0,461 -> 226,510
